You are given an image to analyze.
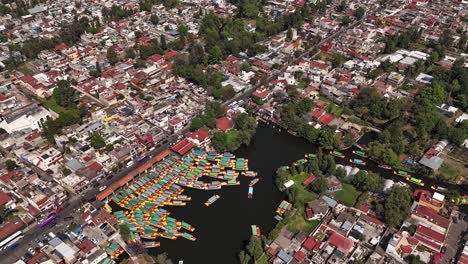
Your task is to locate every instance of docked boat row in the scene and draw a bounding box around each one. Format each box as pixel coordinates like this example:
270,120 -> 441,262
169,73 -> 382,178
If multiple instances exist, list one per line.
107,149 -> 256,247
105,243 -> 124,259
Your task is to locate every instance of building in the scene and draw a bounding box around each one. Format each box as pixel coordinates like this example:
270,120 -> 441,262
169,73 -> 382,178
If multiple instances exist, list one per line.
0,104 -> 57,134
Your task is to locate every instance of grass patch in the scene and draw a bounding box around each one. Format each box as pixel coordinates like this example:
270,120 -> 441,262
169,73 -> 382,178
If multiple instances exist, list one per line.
256,254 -> 269,264
18,66 -> 33,75
285,207 -> 320,234
292,173 -> 318,205
436,163 -> 461,183
332,183 -> 360,206
41,97 -> 80,117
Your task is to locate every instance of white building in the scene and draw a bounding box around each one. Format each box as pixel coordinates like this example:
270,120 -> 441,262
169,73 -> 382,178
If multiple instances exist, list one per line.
0,104 -> 57,134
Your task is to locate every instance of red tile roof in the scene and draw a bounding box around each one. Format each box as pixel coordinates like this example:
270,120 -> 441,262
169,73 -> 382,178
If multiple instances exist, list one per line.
303,236 -> 317,251
400,245 -> 413,254
171,139 -> 194,155
27,205 -> 41,217
0,192 -> 12,205
415,225 -> 445,243
412,205 -> 450,229
186,129 -> 209,142
88,162 -> 103,171
216,117 -> 233,132
318,113 -> 336,125
27,252 -> 46,264
414,234 -> 442,252
310,108 -> 325,119
252,88 -> 271,100
303,175 -> 316,187
164,50 -> 178,59
79,239 -> 95,254
328,231 -> 354,255
293,250 -> 306,261
0,220 -> 24,240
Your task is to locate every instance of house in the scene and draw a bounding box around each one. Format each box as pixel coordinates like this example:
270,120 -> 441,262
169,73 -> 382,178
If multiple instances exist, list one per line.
252,87 -> 272,101
414,189 -> 445,212
413,224 -> 445,252
327,176 -> 342,191
0,191 -> 16,210
327,230 -> 354,255
305,198 -> 329,220
216,117 -> 233,132
419,140 -> 448,171
186,129 -> 210,147
171,138 -> 194,156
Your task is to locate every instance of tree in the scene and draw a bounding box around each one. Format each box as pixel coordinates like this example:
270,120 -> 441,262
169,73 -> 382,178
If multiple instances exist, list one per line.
90,132 -> 106,149
246,236 -> 263,260
160,34 -> 167,50
189,43 -> 206,65
352,171 -> 384,192
155,253 -> 173,264
320,155 -> 336,175
355,7 -> 365,19
107,47 -> 119,65
238,250 -> 251,264
4,160 -> 17,171
53,80 -> 76,108
150,14 -> 159,25
119,224 -> 131,241
331,52 -> 346,68
341,16 -> 351,26
240,0 -> 259,18
190,117 -> 204,131
318,128 -> 336,149
384,186 -> 413,228
309,177 -> 328,194
208,45 -> 223,64
286,28 -> 293,41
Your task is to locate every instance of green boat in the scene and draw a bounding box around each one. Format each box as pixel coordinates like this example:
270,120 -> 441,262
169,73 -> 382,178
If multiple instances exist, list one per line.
330,150 -> 345,158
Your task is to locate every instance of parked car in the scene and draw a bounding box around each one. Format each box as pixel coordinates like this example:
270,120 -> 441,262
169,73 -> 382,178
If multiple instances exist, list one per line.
28,247 -> 35,255
98,185 -> 107,191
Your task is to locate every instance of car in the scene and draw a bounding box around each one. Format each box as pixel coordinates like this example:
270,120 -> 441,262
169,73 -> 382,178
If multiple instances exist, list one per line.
28,247 -> 35,255
38,241 -> 44,247
98,185 -> 107,191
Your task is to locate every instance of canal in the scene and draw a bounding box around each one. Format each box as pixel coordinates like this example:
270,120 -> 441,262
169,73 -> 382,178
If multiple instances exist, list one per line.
150,123 -> 466,263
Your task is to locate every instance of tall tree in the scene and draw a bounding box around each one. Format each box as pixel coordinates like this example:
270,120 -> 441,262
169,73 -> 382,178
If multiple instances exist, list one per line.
107,47 -> 119,65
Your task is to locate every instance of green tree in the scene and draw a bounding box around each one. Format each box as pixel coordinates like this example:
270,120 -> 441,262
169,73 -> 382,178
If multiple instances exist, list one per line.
309,176 -> 328,194
355,7 -> 365,19
384,186 -> 413,228
150,14 -> 159,25
286,28 -> 293,41
90,132 -> 106,149
321,155 -> 336,175
190,117 -> 204,131
246,236 -> 263,260
107,47 -> 119,65
238,250 -> 251,264
160,34 -> 167,51
119,224 -> 131,241
5,160 -> 17,171
53,80 -> 76,108
189,43 -> 206,65
352,171 -> 384,192
318,128 -> 336,149
208,45 -> 223,64
155,253 -> 173,264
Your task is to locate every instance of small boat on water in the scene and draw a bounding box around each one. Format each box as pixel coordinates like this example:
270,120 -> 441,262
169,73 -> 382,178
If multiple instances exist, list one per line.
305,153 -> 317,159
280,166 -> 290,171
394,170 -> 411,177
406,176 -> 424,186
243,171 -> 257,177
378,164 -> 392,170
431,185 -> 448,192
451,195 -> 468,205
349,158 -> 366,165
204,195 -> 220,206
251,225 -> 261,236
293,159 -> 308,165
143,241 -> 160,248
248,187 -> 253,199
352,150 -> 368,158
249,178 -> 260,187
330,150 -> 345,158
354,144 -> 366,150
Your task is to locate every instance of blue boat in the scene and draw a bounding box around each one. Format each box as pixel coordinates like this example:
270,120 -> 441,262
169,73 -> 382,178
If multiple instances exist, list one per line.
349,158 -> 366,165
248,187 -> 253,199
